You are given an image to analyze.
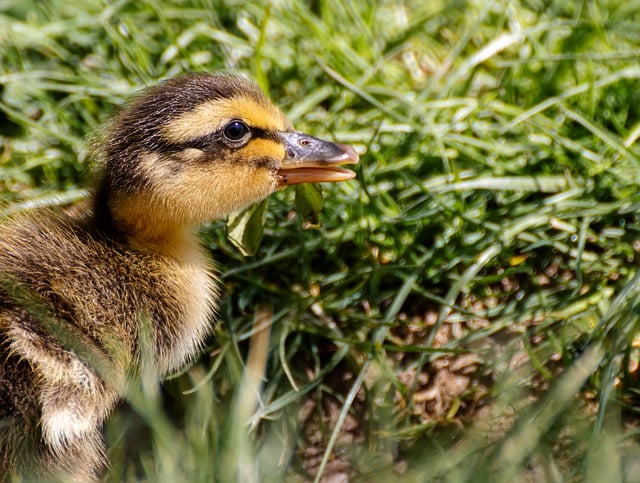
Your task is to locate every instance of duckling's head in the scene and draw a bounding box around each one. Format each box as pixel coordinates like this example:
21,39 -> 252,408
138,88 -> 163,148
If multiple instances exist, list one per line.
94,73 -> 358,245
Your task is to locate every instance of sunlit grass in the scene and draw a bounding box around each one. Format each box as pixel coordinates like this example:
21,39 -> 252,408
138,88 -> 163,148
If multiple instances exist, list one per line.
3,0 -> 640,481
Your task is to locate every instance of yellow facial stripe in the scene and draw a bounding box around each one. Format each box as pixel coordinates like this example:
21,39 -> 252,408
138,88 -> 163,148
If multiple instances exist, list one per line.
239,138 -> 286,165
162,96 -> 292,144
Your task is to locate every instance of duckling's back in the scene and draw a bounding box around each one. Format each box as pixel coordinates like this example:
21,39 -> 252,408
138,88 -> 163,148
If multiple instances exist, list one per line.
0,210 -> 216,479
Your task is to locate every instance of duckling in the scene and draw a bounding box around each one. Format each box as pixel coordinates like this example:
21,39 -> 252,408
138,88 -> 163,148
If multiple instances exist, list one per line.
0,72 -> 358,481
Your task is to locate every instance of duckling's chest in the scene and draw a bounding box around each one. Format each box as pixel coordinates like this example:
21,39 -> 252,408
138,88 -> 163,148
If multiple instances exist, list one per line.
145,249 -> 218,374
0,216 -> 219,377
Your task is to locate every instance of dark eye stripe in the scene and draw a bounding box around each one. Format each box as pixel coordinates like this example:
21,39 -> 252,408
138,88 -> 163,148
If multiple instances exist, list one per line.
250,127 -> 280,142
173,132 -> 221,151
163,126 -> 280,152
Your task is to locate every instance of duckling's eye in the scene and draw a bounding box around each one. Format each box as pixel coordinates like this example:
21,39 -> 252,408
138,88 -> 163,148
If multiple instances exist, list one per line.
223,120 -> 250,142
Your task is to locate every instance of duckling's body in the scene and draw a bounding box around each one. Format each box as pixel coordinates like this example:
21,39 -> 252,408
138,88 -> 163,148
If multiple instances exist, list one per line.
0,209 -> 214,479
0,73 -> 357,480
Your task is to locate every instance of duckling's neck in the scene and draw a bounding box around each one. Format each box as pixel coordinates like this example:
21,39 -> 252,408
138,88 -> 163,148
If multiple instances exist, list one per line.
92,189 -> 202,260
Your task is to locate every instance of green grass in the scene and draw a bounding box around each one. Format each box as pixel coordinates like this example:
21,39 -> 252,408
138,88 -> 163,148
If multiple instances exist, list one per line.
3,0 -> 640,481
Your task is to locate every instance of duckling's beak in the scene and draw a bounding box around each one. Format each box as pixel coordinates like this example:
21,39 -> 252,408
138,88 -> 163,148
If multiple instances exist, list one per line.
277,132 -> 359,187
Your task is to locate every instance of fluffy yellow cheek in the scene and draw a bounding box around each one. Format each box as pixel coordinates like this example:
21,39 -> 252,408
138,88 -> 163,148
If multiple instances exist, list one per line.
110,154 -> 279,250
165,163 -> 278,222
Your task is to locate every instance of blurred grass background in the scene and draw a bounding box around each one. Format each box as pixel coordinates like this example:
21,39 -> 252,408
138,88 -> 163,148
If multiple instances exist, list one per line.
3,0 -> 640,481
